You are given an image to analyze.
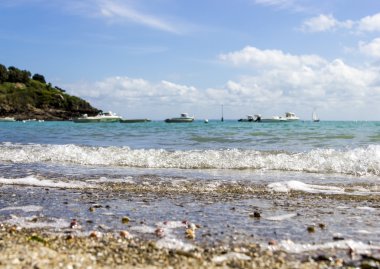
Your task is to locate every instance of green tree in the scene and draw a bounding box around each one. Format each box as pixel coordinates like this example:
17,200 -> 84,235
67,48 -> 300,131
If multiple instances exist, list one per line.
0,64 -> 8,83
32,73 -> 46,83
7,66 -> 31,83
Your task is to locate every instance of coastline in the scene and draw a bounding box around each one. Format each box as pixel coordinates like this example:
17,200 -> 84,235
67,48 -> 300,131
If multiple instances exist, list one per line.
1,184 -> 379,269
0,224 -> 342,269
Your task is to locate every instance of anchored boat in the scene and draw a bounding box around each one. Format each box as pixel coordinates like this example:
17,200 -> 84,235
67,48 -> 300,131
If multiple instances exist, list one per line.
73,111 -> 122,123
165,113 -> 194,123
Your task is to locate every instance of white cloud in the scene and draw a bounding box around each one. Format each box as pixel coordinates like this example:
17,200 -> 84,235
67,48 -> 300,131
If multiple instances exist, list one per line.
301,14 -> 337,32
96,0 -> 179,34
359,38 -> 380,58
218,46 -> 380,115
66,46 -> 380,120
300,14 -> 353,32
357,13 -> 380,32
219,46 -> 326,69
1,0 -> 181,34
301,12 -> 380,33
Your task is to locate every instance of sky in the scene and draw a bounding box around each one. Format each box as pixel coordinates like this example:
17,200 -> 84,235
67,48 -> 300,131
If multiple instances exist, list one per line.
1,0 -> 380,120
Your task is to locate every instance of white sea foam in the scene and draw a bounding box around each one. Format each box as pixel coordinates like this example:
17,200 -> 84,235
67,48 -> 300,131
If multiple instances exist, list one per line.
0,175 -> 95,189
264,213 -> 297,221
156,237 -> 195,251
0,205 -> 43,212
1,143 -> 380,176
269,239 -> 380,254
5,215 -> 70,229
268,180 -> 345,194
212,252 -> 251,263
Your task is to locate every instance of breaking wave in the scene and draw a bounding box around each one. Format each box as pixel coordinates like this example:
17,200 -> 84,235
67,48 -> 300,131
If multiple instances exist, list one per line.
0,143 -> 379,176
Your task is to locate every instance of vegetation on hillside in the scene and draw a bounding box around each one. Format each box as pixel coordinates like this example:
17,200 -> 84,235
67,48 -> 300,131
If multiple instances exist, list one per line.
0,64 -> 100,120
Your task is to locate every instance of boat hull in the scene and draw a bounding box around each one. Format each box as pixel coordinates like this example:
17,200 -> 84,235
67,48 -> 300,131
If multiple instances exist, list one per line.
73,118 -> 121,123
120,119 -> 151,123
165,118 -> 194,123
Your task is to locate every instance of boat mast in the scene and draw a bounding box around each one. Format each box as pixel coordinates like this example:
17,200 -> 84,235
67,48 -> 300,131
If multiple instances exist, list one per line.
221,104 -> 224,122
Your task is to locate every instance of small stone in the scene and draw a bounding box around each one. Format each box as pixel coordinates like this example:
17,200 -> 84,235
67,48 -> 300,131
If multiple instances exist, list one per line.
307,226 -> 316,233
119,230 -> 129,238
89,207 -> 95,212
185,228 -> 195,239
66,234 -> 74,240
249,211 -> 261,218
70,219 -> 80,229
333,234 -> 344,241
268,239 -> 277,245
121,216 -> 130,224
318,223 -> 326,229
155,228 -> 164,237
89,231 -> 101,239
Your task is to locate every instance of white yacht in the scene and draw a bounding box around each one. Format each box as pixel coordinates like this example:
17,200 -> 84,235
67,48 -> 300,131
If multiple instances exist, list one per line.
312,110 -> 320,122
165,113 -> 194,123
284,112 -> 300,121
73,111 -> 122,123
239,112 -> 299,123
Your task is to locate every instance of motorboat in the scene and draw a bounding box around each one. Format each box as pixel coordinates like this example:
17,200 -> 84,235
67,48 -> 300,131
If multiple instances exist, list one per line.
238,112 -> 299,123
238,115 -> 258,122
165,113 -> 194,123
258,115 -> 287,123
73,111 -> 122,123
284,112 -> 300,121
0,117 -> 16,122
120,118 -> 151,123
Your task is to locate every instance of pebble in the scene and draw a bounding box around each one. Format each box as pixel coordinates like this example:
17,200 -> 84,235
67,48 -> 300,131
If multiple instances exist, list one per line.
121,216 -> 130,224
119,230 -> 129,239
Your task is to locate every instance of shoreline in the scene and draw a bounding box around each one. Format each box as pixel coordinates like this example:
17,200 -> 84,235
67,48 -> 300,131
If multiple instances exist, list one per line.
1,185 -> 380,268
0,224 -> 366,269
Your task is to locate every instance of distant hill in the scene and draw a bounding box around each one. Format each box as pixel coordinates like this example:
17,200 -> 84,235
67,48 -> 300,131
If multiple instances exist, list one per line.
0,64 -> 100,120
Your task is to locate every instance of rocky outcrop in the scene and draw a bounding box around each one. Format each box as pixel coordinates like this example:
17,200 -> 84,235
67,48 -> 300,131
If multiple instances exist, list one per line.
0,82 -> 100,121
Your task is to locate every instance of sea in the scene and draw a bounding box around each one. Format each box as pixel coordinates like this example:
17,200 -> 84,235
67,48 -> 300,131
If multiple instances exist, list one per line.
0,120 -> 379,254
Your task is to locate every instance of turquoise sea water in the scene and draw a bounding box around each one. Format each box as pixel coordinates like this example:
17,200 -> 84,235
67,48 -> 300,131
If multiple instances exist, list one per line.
0,120 -> 379,252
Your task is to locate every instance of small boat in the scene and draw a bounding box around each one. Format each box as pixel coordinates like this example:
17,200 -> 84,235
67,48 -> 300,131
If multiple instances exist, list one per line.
73,111 -> 122,123
284,112 -> 299,121
239,112 -> 299,123
0,117 -> 16,122
120,118 -> 151,123
259,115 -> 287,123
165,113 -> 194,123
204,119 -> 209,123
312,110 -> 320,122
238,115 -> 257,122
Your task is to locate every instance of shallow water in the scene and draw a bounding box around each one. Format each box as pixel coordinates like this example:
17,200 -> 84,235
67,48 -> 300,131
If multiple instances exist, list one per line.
0,120 -> 379,252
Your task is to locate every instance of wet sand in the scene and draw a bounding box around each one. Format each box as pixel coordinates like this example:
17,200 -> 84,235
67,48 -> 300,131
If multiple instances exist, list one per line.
1,184 -> 380,268
0,224 -> 368,269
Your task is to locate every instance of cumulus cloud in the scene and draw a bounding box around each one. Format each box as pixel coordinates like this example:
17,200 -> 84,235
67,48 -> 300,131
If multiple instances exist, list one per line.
357,13 -> 380,32
300,14 -> 353,32
358,38 -> 380,58
219,46 -> 326,69
66,46 -> 380,119
300,12 -> 380,33
66,77 -> 205,108
218,46 -> 380,112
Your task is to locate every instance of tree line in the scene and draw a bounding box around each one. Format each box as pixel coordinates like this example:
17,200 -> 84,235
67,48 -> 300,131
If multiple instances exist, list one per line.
0,64 -> 46,84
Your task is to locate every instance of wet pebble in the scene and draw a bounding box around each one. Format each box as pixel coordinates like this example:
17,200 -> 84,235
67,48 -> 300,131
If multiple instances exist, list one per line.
121,216 -> 130,224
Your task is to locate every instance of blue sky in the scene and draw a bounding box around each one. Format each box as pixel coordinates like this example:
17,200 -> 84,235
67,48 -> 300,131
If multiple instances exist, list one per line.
1,0 -> 380,120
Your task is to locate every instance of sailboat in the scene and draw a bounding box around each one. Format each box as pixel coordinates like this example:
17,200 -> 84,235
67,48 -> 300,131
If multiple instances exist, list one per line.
312,110 -> 320,122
